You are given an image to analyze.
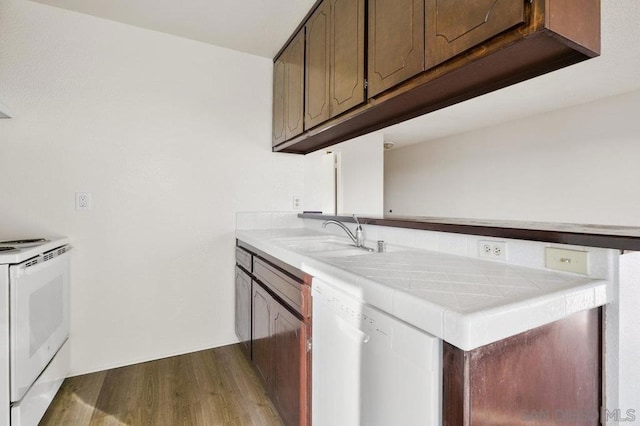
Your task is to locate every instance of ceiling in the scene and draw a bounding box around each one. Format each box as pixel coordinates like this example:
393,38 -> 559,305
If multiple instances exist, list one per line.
31,0 -> 640,149
31,0 -> 318,58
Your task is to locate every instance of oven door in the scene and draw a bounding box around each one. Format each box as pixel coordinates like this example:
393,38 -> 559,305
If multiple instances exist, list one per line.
10,249 -> 70,402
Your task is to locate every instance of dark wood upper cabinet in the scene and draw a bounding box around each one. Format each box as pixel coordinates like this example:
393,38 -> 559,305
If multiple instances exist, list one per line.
425,0 -> 525,69
329,0 -> 366,117
273,0 -> 600,154
272,57 -> 286,145
273,30 -> 305,146
367,0 -> 425,97
305,0 -> 366,131
305,1 -> 331,130
285,31 -> 305,140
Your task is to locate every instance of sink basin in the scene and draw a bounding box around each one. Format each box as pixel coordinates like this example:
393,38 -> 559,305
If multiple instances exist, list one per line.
274,235 -> 375,257
311,247 -> 375,258
272,234 -> 405,258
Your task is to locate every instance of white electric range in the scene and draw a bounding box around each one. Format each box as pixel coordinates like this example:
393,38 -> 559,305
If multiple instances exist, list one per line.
0,237 -> 71,426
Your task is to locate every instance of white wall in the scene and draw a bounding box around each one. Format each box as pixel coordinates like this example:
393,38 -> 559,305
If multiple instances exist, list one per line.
613,253 -> 640,419
304,133 -> 384,216
0,0 -> 304,375
384,89 -> 640,226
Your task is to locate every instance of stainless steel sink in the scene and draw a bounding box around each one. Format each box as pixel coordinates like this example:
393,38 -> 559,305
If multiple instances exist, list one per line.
274,235 -> 380,258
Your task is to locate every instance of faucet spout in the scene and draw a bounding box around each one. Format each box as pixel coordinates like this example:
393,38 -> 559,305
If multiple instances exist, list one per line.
322,215 -> 365,247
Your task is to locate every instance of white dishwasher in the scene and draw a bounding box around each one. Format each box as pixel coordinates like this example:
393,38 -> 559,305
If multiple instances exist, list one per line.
312,278 -> 442,426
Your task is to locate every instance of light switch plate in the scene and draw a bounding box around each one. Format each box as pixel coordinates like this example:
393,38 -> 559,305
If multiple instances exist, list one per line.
545,247 -> 588,275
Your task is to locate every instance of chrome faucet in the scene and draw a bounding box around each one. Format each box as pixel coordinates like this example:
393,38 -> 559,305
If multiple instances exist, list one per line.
322,215 -> 365,247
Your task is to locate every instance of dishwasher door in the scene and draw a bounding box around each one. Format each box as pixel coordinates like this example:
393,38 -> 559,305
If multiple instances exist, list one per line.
312,278 -> 442,426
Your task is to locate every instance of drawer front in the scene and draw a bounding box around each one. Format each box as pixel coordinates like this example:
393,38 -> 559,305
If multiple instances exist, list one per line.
235,247 -> 252,272
254,258 -> 307,317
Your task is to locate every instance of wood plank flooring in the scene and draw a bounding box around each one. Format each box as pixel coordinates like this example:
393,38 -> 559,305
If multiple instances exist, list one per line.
40,344 -> 284,426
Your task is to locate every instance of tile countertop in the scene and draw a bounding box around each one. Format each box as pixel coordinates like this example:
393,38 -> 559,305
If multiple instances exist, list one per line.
236,228 -> 610,351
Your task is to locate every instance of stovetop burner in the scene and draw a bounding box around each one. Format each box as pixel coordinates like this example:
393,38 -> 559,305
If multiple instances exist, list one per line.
0,247 -> 16,252
0,238 -> 48,245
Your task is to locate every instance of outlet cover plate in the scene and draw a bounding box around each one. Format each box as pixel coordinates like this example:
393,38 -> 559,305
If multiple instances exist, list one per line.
545,247 -> 588,275
292,195 -> 302,210
75,192 -> 91,211
478,240 -> 507,261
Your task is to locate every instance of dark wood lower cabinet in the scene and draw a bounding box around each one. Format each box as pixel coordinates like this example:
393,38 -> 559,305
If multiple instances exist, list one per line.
272,300 -> 310,426
234,266 -> 252,357
443,308 -> 602,425
252,281 -> 310,426
238,240 -> 311,426
252,283 -> 273,386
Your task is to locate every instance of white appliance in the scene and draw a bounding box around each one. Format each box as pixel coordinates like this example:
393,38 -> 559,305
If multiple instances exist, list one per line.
0,237 -> 71,426
312,278 -> 442,426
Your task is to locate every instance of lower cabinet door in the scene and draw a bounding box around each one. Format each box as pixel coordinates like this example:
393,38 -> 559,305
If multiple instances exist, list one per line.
252,284 -> 273,387
271,303 -> 309,426
235,267 -> 252,356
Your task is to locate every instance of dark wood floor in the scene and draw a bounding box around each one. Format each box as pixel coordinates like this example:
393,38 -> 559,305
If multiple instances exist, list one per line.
40,344 -> 283,426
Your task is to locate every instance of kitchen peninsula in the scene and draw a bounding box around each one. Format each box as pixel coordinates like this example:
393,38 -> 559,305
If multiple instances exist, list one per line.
236,212 -> 617,424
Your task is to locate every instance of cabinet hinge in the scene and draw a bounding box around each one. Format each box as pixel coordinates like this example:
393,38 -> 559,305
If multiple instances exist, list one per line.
306,338 -> 312,352
364,79 -> 368,89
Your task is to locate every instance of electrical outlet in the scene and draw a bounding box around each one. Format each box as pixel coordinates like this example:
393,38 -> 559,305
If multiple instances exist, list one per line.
292,195 -> 303,210
479,240 -> 507,261
75,192 -> 91,211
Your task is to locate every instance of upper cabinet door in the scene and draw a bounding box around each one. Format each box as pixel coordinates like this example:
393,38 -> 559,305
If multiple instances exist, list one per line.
285,30 -> 305,140
307,0 -> 365,127
305,1 -> 331,130
425,0 -> 525,69
330,0 -> 365,117
272,56 -> 286,146
273,30 -> 305,147
367,0 -> 425,98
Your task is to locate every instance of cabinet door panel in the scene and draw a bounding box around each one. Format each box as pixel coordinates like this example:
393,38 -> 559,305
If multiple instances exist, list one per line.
425,0 -> 525,69
252,284 -> 273,386
305,1 -> 331,129
272,56 -> 286,146
368,0 -> 425,97
330,0 -> 365,117
272,304 -> 305,426
286,31 -> 305,139
235,267 -> 252,356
